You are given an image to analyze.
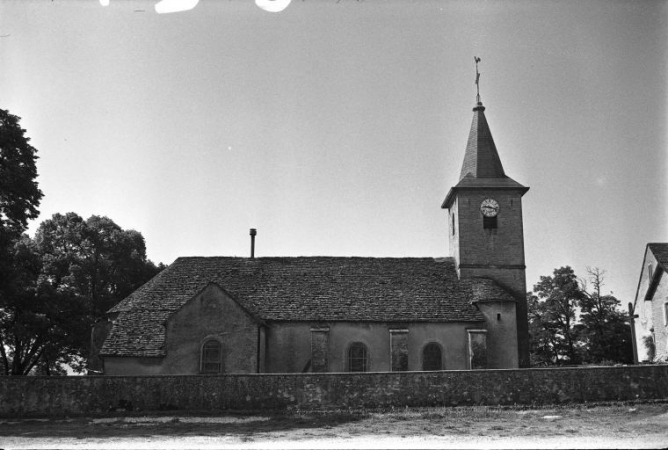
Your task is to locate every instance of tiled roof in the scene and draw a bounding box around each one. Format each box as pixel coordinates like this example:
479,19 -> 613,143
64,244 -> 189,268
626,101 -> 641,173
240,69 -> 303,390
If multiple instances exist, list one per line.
459,103 -> 506,180
101,256 -> 515,357
649,243 -> 668,272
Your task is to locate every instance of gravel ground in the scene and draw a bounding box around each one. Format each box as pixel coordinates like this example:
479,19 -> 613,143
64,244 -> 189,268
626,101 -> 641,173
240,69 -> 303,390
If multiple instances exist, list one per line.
3,434 -> 666,449
2,402 -> 667,449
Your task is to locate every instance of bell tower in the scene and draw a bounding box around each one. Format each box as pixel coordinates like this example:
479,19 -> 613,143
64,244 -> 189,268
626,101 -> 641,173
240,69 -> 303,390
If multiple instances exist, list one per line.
442,58 -> 530,367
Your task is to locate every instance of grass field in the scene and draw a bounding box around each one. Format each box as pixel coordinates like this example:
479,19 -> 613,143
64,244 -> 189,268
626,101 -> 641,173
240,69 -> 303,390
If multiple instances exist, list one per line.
2,401 -> 668,449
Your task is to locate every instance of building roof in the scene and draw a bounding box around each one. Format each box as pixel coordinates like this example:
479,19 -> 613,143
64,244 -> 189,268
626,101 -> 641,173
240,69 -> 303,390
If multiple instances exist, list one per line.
632,243 -> 668,310
460,103 -> 506,180
644,243 -> 668,301
648,243 -> 668,272
101,256 -> 516,357
442,103 -> 528,209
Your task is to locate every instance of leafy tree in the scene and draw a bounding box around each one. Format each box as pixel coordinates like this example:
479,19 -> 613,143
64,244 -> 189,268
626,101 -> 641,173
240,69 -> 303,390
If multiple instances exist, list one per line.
0,213 -> 163,375
529,266 -> 634,367
35,213 -> 162,317
529,266 -> 587,365
0,235 -> 88,375
0,108 -> 43,296
0,109 -> 46,375
0,109 -> 43,303
528,292 -> 560,366
0,109 -> 43,234
576,267 -> 633,364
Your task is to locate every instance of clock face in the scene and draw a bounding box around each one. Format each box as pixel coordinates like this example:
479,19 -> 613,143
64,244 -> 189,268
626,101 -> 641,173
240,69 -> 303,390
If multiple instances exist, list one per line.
480,198 -> 499,217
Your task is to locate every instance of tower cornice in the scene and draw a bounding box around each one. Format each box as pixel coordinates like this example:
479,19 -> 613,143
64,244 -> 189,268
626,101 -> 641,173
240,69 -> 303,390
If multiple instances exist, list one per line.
441,181 -> 529,209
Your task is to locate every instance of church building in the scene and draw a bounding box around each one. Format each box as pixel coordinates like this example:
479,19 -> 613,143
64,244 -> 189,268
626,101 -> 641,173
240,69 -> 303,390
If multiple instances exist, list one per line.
93,89 -> 531,375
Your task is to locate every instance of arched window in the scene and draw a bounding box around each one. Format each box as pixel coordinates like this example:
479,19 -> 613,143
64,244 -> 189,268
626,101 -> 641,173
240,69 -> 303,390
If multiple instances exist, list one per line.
201,339 -> 222,374
422,343 -> 443,371
348,342 -> 368,372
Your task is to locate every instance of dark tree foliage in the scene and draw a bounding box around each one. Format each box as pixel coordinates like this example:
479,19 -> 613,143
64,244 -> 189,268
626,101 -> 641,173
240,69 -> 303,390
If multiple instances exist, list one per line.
530,266 -> 586,365
35,213 -> 163,318
529,266 -> 634,366
0,235 -> 88,375
576,268 -> 633,364
0,109 -> 46,375
0,109 -> 43,234
0,213 -> 163,375
528,292 -> 561,366
0,109 -> 43,312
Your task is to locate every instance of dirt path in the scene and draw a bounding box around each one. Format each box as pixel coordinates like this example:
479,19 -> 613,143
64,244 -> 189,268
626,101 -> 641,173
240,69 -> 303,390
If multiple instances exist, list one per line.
2,403 -> 667,449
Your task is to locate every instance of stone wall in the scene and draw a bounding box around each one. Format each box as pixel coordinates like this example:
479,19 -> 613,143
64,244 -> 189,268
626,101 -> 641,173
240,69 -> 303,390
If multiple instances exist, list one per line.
1,365 -> 667,418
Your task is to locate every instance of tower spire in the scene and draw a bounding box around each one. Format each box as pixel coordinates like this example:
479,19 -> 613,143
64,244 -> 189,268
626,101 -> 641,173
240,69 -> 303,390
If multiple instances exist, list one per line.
442,64 -> 529,209
474,56 -> 482,105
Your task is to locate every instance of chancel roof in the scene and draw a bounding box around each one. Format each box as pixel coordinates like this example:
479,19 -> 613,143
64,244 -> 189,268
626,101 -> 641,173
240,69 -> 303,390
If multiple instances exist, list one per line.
101,256 -> 516,357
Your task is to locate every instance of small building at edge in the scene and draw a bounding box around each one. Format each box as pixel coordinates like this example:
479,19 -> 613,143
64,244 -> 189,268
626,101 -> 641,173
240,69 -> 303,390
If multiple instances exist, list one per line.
632,243 -> 668,362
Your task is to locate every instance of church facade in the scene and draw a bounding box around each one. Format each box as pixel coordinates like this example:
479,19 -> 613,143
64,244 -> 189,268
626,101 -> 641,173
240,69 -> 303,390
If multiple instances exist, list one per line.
93,97 -> 530,375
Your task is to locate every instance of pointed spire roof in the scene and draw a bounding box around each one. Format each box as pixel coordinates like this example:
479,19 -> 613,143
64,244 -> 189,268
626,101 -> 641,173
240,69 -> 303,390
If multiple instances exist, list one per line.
459,103 -> 506,180
442,101 -> 528,209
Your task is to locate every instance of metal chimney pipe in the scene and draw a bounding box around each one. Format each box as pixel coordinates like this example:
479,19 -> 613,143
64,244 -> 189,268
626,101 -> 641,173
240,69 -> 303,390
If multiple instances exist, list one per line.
250,228 -> 257,259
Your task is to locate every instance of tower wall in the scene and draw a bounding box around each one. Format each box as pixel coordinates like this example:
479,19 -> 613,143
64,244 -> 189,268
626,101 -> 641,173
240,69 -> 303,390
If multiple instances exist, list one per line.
476,301 -> 519,368
454,190 -> 526,276
448,188 -> 530,367
444,100 -> 530,367
448,197 -> 460,269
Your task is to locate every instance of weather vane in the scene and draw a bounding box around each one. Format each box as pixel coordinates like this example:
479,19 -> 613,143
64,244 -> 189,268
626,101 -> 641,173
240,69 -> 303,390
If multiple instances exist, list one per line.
474,56 -> 481,104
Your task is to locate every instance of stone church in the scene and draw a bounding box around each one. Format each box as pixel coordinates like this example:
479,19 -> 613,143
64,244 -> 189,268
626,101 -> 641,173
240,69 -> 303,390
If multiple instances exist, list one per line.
92,96 -> 530,375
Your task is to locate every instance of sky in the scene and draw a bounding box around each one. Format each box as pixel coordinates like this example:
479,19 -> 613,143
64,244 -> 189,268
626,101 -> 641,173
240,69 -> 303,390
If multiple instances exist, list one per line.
1,0 -> 666,305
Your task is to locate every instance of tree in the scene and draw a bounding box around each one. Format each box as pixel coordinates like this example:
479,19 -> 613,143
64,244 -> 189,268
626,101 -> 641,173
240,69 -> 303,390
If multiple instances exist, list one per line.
528,292 -> 560,366
35,213 -> 162,317
0,234 -> 88,375
0,109 -> 46,375
529,266 -> 587,365
529,266 -> 635,367
0,109 -> 43,234
0,109 -> 44,313
0,213 -> 163,375
576,267 -> 633,364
